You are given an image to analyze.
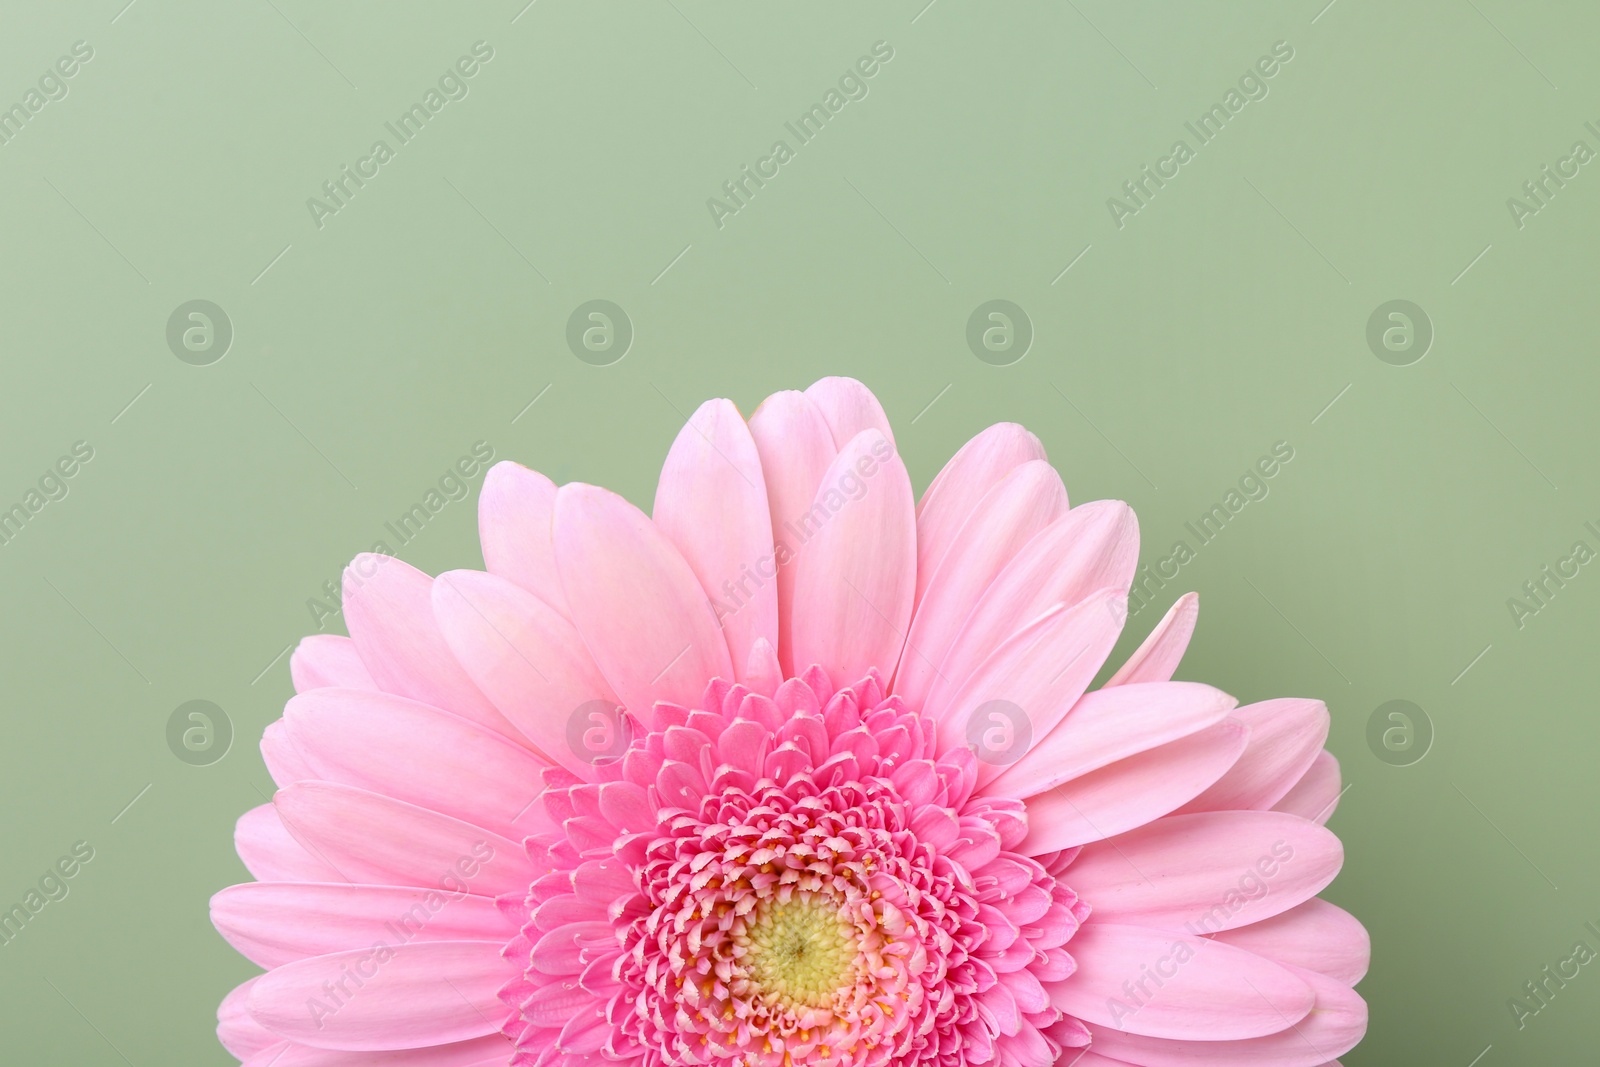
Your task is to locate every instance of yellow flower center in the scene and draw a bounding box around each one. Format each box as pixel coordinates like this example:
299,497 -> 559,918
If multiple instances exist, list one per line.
740,893 -> 860,1011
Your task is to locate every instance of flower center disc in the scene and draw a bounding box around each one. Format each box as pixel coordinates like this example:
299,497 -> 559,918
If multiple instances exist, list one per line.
738,893 -> 860,1013
508,669 -> 1092,1067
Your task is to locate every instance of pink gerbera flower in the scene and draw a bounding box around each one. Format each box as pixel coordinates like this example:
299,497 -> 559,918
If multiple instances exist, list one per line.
213,377 -> 1368,1067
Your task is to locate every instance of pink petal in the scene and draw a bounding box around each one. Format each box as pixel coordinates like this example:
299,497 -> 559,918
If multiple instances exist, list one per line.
553,484 -> 732,724
531,921 -> 612,975
1020,720 -> 1249,853
789,429 -> 916,685
219,978 -> 281,1059
653,398 -> 778,683
341,554 -> 520,742
1212,898 -> 1370,985
478,461 -> 569,617
928,590 -> 1126,766
1105,592 -> 1198,687
1048,923 -> 1314,1040
1273,750 -> 1344,825
598,780 -> 656,836
893,459 -> 1068,709
1178,698 -> 1329,814
1087,964 -> 1366,1066
235,803 -> 343,883
804,376 -> 895,450
212,882 -> 512,969
247,940 -> 513,1050
1064,811 -> 1344,933
505,985 -> 596,1026
291,635 -> 377,693
432,569 -> 618,775
744,637 -> 782,698
748,389 -> 838,677
927,500 -> 1137,711
283,687 -> 551,837
262,720 -> 315,787
988,681 -> 1236,800
252,1037 -> 513,1065
556,1000 -> 613,1052
273,782 -> 532,897
913,422 -> 1048,608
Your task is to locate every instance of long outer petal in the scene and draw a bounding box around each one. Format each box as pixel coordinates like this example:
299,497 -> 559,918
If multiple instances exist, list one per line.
432,569 -> 618,776
788,429 -> 916,685
235,804 -> 343,884
1177,698 -> 1329,814
1020,720 -> 1249,853
282,687 -> 551,837
926,500 -> 1137,713
1105,592 -> 1199,687
272,782 -> 533,897
1086,964 -> 1365,1066
219,978 -> 281,1060
290,635 -> 377,693
1048,922 -> 1314,1040
478,461 -> 569,617
249,1038 -> 515,1065
927,590 -> 1126,775
262,720 -> 315,787
341,554 -> 520,742
804,376 -> 894,451
246,940 -> 514,1050
987,682 -> 1236,800
1211,898 -> 1370,985
1064,811 -> 1344,933
912,422 -> 1048,608
748,390 -> 838,677
553,483 -> 732,725
893,459 -> 1067,708
1273,749 -> 1344,825
653,398 -> 777,683
212,882 -> 513,969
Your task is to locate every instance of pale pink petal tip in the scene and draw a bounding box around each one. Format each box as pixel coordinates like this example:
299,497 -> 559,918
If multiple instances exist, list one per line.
1106,589 -> 1199,686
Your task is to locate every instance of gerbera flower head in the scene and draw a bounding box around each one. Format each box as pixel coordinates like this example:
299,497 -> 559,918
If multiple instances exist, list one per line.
214,378 -> 1368,1067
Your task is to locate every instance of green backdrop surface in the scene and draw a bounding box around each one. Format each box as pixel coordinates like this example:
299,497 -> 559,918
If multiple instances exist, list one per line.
2,2 -> 1596,1063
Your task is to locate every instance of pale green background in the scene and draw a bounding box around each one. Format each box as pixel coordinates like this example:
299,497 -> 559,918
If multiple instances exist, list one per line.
1,1 -> 1595,1063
